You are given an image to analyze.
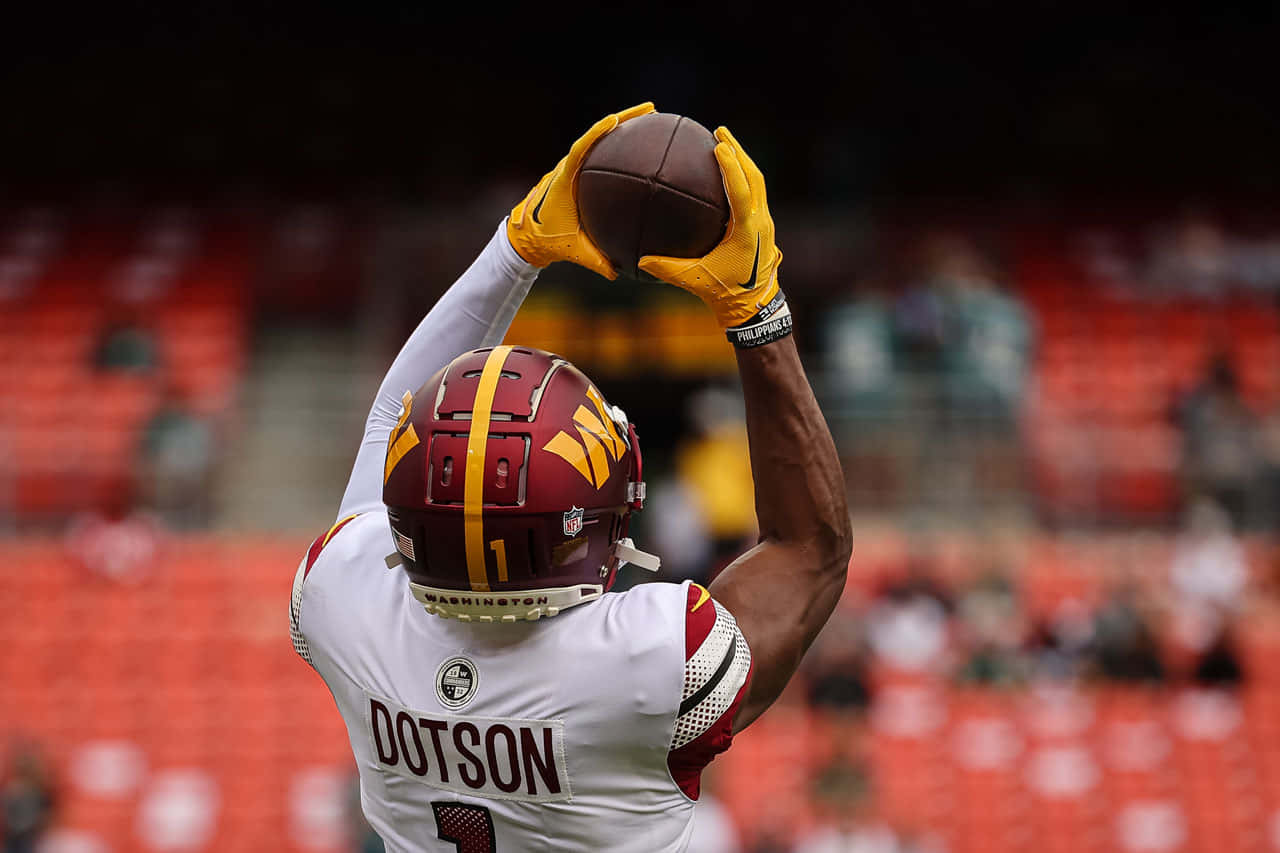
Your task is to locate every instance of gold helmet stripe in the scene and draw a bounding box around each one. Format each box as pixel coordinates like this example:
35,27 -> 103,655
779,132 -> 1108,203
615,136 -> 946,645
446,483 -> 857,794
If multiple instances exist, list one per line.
463,345 -> 515,591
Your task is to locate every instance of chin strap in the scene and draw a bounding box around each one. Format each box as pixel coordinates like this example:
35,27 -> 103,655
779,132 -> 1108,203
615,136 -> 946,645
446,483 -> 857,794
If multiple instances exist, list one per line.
613,537 -> 661,572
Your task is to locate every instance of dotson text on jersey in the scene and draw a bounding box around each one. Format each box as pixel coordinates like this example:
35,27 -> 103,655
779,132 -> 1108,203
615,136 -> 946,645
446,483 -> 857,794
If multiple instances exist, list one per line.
368,694 -> 571,802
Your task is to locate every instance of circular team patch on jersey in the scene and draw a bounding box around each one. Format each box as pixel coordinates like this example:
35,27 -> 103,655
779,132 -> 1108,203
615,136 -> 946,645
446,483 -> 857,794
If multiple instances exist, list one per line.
435,657 -> 479,709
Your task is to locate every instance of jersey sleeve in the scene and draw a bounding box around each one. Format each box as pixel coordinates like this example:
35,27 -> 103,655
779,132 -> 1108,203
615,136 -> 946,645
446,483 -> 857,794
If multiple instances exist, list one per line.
668,582 -> 753,800
335,221 -> 539,521
289,513 -> 361,669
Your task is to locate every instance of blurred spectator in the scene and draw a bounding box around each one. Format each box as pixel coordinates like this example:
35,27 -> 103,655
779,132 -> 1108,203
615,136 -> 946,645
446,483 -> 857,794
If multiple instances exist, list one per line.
1176,355 -> 1262,527
1090,583 -> 1166,684
806,616 -> 873,716
668,387 -> 757,584
110,256 -> 180,305
93,309 -> 160,373
892,280 -> 946,372
943,296 -> 1032,421
1259,403 -> 1280,518
139,386 -> 218,528
1146,214 -> 1232,298
0,211 -> 60,302
1170,498 -> 1248,613
1191,630 -> 1245,686
822,276 -> 897,411
793,759 -> 904,853
1026,598 -> 1095,682
898,235 -> 1033,417
805,615 -> 875,774
107,208 -> 196,305
866,558 -> 952,674
64,476 -> 164,584
1087,215 -> 1280,298
824,235 -> 1031,514
645,480 -> 714,585
746,828 -> 791,853
1,741 -> 56,853
819,275 -> 903,510
1167,498 -> 1246,685
954,568 -> 1027,686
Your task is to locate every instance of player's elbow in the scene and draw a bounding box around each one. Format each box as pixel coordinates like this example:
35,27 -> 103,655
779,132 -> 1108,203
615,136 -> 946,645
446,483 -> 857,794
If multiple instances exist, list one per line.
818,511 -> 853,585
791,511 -> 851,593
811,471 -> 853,584
779,502 -> 851,585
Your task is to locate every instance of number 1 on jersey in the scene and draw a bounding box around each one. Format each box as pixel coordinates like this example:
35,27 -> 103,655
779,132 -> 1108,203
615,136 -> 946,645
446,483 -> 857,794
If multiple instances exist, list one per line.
431,802 -> 496,853
489,539 -> 508,582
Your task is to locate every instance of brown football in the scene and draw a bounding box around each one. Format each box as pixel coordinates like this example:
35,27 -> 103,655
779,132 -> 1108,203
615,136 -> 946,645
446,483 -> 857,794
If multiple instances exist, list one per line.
577,113 -> 729,279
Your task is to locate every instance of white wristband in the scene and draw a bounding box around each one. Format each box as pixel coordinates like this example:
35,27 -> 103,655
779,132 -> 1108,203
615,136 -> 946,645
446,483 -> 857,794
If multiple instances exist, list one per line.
726,298 -> 793,349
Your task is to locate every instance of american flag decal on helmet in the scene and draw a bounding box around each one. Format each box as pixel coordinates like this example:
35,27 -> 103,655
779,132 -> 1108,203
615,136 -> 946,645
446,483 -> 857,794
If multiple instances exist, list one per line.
393,529 -> 416,561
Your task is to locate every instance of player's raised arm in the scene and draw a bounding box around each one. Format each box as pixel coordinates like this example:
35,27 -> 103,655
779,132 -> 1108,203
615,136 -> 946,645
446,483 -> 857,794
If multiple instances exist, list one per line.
334,222 -> 539,520
639,128 -> 853,732
336,102 -> 656,520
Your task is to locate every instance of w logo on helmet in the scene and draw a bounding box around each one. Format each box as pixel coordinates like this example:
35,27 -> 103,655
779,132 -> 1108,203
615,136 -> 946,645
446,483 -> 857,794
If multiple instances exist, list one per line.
542,386 -> 627,488
384,390 -> 420,484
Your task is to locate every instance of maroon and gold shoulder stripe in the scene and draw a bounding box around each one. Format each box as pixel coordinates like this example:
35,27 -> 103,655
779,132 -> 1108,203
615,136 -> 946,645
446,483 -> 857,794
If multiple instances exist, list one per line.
304,513 -> 361,578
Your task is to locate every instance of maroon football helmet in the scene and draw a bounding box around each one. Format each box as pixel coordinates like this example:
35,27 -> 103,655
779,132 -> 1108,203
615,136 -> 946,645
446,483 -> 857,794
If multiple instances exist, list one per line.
382,346 -> 657,622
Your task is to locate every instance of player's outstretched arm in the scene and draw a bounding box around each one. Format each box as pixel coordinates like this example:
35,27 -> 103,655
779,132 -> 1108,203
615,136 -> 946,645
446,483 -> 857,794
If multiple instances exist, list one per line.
336,103 -> 656,521
710,336 -> 851,730
640,128 -> 852,732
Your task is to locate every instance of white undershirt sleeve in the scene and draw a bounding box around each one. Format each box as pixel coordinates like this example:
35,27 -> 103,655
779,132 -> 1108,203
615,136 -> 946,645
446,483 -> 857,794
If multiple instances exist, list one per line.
335,219 -> 539,520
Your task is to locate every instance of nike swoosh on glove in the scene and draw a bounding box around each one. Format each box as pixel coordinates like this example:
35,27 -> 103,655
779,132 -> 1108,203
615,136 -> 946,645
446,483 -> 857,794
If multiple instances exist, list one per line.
507,103 -> 655,280
637,127 -> 782,328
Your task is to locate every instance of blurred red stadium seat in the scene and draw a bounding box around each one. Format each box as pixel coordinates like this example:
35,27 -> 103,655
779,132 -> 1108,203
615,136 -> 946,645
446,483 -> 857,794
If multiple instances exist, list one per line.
3,534 -> 1280,851
0,214 -> 248,519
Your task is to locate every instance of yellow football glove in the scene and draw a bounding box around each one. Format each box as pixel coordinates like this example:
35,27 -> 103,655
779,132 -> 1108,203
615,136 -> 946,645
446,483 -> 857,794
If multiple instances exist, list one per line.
638,127 -> 786,335
507,102 -> 656,280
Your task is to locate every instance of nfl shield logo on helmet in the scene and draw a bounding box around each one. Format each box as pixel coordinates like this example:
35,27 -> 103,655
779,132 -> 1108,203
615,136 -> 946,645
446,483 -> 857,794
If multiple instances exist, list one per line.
563,506 -> 584,536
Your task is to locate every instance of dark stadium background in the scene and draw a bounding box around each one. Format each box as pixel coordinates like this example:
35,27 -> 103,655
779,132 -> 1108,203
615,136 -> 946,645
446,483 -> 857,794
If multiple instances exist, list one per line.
2,3 -> 1279,852
4,2 -> 1279,197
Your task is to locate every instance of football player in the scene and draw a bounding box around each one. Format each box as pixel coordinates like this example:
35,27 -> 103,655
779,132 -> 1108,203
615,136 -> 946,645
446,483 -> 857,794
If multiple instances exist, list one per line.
291,103 -> 852,852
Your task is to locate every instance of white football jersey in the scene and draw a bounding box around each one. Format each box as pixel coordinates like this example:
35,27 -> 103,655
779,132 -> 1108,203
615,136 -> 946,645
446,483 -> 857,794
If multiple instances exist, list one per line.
291,510 -> 751,853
